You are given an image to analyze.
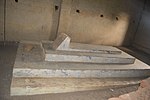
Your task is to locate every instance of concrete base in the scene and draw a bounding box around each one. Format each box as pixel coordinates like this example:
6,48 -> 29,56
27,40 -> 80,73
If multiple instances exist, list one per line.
11,78 -> 141,96
13,41 -> 150,78
11,41 -> 150,96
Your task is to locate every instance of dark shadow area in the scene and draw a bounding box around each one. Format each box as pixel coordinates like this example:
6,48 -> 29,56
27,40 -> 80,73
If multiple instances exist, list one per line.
123,0 -> 147,46
49,0 -> 62,41
118,46 -> 150,65
59,0 -> 147,46
15,0 -> 18,3
0,42 -> 18,100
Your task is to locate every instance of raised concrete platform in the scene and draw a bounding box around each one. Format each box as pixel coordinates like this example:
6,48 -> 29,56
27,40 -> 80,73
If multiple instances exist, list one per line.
50,33 -> 121,54
11,41 -> 150,96
43,42 -> 135,64
13,41 -> 150,78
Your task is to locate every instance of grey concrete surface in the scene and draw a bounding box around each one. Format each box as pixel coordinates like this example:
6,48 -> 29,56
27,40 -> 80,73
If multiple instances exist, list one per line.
44,40 -> 134,64
12,42 -> 150,78
0,42 -> 140,100
0,0 -> 149,99
11,77 -> 141,96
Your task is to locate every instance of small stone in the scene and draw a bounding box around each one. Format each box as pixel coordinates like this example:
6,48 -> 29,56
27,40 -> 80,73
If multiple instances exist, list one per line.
110,88 -> 114,92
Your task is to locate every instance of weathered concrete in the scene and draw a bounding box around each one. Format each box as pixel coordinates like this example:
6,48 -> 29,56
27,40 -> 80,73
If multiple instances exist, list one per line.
108,77 -> 150,100
49,0 -> 62,40
45,33 -> 122,55
45,53 -> 135,64
0,0 -> 146,47
0,42 -> 141,100
58,0 -> 145,46
52,33 -> 71,50
0,0 -> 4,41
43,41 -> 122,54
11,78 -> 141,96
44,36 -> 134,64
12,42 -> 150,78
5,0 -> 54,41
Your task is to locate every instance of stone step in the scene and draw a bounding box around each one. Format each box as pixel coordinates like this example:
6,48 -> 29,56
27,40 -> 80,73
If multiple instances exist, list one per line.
13,42 -> 150,78
11,77 -> 141,96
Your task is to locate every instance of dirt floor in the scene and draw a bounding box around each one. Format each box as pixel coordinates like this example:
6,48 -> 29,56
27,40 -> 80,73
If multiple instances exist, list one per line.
0,42 -> 140,100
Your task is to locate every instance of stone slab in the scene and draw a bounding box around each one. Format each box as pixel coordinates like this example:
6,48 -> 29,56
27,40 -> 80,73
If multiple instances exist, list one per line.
43,41 -> 122,54
12,42 -> 150,78
11,77 -> 141,96
44,41 -> 135,64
